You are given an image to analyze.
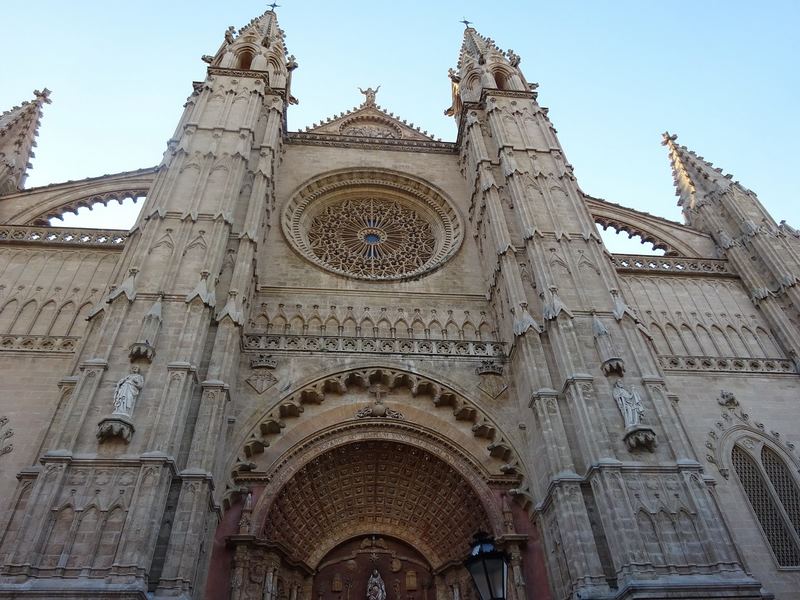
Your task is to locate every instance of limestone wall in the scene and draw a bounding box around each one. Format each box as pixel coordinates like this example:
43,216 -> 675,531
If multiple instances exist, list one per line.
0,242 -> 120,523
667,371 -> 800,599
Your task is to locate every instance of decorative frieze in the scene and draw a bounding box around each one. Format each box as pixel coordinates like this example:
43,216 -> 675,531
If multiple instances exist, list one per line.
0,334 -> 78,353
242,333 -> 505,358
659,354 -> 795,374
0,225 -> 126,247
611,254 -> 733,276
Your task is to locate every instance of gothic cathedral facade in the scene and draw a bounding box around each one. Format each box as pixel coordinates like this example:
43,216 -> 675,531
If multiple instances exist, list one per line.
1,9 -> 799,600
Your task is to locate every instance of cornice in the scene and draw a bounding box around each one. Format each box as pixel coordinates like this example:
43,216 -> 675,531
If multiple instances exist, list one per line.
286,131 -> 457,154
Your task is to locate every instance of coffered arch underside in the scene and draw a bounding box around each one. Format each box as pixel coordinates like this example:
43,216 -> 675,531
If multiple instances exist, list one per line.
252,427 -> 500,569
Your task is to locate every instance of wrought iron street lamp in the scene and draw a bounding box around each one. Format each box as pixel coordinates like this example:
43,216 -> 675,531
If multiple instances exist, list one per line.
464,532 -> 508,600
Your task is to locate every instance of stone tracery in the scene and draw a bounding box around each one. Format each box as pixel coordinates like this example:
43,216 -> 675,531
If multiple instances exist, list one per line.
282,169 -> 463,281
307,197 -> 435,279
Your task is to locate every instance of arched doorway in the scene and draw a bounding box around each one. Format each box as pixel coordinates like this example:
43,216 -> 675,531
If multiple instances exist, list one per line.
313,535 -> 433,600
210,367 -> 550,600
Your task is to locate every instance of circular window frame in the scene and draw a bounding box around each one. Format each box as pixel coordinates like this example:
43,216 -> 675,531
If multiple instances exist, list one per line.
282,169 -> 463,281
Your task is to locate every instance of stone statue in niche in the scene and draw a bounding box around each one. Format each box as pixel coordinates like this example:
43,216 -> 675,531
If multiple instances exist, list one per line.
98,365 -> 144,443
112,365 -> 144,417
612,380 -> 657,452
366,569 -> 386,600
612,380 -> 643,428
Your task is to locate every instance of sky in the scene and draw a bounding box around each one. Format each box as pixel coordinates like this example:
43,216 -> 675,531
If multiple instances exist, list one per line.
2,1 -> 798,253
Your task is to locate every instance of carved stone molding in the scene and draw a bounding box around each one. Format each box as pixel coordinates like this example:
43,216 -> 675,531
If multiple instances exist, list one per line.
231,366 -> 521,485
287,132 -> 455,154
0,416 -> 14,457
659,354 -> 795,374
242,334 -> 504,358
0,334 -> 79,353
0,225 -> 127,247
705,405 -> 799,479
611,254 -> 733,277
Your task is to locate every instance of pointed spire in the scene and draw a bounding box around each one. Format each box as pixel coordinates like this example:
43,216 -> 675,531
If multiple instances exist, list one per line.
447,23 -> 529,118
0,89 -> 51,195
204,7 -> 294,87
457,24 -> 506,71
661,132 -> 736,210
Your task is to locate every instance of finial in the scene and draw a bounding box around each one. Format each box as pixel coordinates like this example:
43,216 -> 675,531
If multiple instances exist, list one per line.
460,18 -> 473,28
268,2 -> 280,11
661,131 -> 677,145
34,89 -> 52,104
358,85 -> 380,107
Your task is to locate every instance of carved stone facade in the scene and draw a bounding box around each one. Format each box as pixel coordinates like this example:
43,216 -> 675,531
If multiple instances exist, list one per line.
1,9 -> 799,600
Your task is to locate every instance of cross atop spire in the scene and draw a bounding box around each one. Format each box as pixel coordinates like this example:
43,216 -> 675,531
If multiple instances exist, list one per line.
0,89 -> 52,195
267,2 -> 280,12
460,18 -> 473,28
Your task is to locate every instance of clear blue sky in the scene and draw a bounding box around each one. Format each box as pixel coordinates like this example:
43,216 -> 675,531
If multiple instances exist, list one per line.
2,1 -> 798,250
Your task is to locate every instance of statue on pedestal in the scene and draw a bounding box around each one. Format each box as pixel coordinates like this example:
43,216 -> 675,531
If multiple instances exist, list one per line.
112,365 -> 144,417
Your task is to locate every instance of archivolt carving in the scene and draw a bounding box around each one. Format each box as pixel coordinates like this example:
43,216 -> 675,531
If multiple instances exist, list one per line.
282,169 -> 463,281
705,404 -> 798,480
231,366 -> 520,479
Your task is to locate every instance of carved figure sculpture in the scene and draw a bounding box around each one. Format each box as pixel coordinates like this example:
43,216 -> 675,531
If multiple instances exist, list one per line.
358,86 -> 380,106
366,569 -> 386,600
112,366 -> 144,417
612,380 -> 643,429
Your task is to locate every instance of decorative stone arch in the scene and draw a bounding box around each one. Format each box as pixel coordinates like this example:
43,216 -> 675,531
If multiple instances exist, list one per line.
704,400 -> 799,480
1,168 -> 156,225
245,420 -> 509,570
227,364 -> 524,488
586,195 -> 712,257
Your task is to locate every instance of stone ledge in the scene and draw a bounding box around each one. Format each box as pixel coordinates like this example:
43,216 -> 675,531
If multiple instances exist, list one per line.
242,333 -> 506,358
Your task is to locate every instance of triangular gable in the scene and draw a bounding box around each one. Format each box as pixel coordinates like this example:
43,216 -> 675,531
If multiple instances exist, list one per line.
303,92 -> 437,142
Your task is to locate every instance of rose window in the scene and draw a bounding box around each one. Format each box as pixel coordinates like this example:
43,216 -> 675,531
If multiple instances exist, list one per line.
307,198 -> 435,279
283,170 -> 462,281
